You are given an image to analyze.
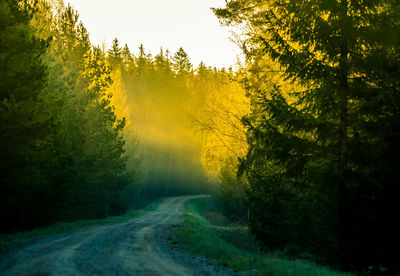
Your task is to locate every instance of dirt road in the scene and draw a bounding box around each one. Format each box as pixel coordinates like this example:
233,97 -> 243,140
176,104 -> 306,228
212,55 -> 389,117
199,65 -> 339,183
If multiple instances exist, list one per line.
0,195 -> 223,276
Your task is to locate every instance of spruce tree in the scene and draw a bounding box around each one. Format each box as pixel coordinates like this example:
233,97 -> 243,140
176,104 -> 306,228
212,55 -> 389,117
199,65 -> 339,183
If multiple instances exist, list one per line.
155,47 -> 172,76
215,0 -> 400,272
121,44 -> 134,69
0,0 -> 50,232
172,47 -> 192,75
0,1 -> 136,231
136,44 -> 153,79
107,38 -> 123,69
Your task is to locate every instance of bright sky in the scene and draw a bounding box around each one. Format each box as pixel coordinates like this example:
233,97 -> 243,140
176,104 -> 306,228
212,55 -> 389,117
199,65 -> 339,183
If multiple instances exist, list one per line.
66,0 -> 242,68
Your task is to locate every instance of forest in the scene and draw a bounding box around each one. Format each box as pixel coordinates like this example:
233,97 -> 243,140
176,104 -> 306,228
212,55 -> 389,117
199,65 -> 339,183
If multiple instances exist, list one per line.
1,0 -> 399,275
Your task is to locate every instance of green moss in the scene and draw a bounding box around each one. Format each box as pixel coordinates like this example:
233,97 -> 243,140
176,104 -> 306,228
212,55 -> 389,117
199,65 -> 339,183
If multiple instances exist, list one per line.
174,197 -> 351,276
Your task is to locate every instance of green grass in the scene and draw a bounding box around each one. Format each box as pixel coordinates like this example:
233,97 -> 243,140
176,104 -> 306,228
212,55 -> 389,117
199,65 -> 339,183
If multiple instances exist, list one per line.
174,197 -> 351,276
0,197 -> 165,252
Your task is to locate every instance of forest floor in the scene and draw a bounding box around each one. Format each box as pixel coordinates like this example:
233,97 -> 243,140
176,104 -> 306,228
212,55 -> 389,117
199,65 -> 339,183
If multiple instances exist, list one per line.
0,196 -> 352,276
170,197 -> 352,276
0,195 -> 234,275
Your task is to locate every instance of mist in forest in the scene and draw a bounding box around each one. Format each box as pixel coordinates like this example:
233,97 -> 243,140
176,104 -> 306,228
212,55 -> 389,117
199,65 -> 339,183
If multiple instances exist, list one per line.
124,63 -> 208,199
3,0 -> 400,273
106,43 -> 247,201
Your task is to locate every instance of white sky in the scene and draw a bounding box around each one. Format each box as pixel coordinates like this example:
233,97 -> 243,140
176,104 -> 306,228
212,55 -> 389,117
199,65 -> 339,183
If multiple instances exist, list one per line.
65,0 -> 242,68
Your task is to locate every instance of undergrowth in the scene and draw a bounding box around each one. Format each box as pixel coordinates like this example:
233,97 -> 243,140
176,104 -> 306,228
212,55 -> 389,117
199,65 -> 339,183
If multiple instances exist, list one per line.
174,197 -> 352,276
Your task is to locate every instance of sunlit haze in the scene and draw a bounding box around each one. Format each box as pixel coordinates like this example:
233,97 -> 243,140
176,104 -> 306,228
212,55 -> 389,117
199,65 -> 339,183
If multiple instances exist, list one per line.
66,0 -> 241,68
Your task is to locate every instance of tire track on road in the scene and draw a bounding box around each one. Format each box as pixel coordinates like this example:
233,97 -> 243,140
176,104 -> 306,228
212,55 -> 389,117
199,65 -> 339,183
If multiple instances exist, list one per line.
0,195 -> 208,276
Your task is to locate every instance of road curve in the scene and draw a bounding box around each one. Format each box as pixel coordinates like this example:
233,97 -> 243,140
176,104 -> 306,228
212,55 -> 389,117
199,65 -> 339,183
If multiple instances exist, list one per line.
0,195 -> 209,276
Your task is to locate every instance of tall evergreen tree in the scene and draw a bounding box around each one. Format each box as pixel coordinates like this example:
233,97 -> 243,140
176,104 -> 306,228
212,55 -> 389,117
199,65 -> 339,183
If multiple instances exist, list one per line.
1,1 -> 137,232
0,0 -> 50,231
215,0 -> 400,272
107,38 -> 123,69
155,47 -> 172,76
172,47 -> 192,75
135,44 -> 153,79
121,43 -> 134,70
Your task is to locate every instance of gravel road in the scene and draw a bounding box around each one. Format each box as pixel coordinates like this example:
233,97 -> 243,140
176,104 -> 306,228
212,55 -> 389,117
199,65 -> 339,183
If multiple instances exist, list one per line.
0,195 -> 232,276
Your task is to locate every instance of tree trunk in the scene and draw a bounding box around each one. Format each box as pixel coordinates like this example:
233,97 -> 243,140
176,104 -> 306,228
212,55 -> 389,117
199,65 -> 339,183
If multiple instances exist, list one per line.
337,0 -> 350,270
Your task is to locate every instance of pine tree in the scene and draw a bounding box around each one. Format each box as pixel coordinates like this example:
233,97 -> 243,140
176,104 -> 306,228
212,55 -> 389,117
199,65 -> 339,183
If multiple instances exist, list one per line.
107,38 -> 123,69
215,0 -> 400,272
121,43 -> 134,70
172,47 -> 192,75
136,44 -> 153,78
0,0 -> 50,232
0,1 -> 136,231
155,47 -> 172,76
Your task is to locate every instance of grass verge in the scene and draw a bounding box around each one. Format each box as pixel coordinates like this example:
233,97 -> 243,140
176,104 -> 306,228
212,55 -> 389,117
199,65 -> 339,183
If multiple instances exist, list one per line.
174,197 -> 351,276
0,197 -> 165,252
